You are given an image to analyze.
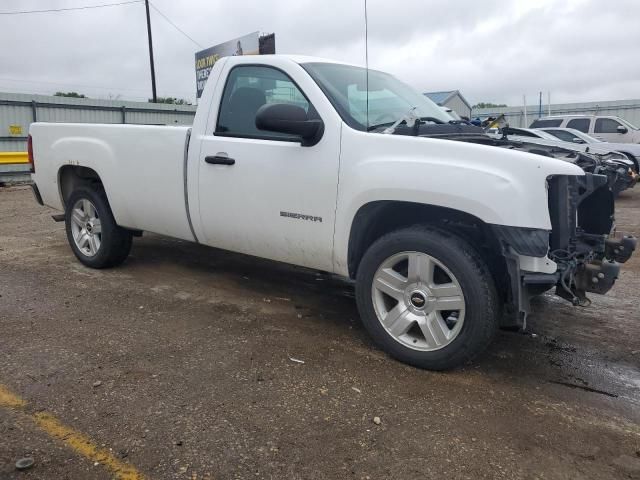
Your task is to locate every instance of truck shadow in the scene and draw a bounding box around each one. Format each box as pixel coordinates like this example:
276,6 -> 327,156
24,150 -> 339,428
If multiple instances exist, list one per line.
123,232 -> 640,412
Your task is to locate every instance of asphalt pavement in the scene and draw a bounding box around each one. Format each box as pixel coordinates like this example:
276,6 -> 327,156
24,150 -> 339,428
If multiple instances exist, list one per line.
1,185 -> 639,479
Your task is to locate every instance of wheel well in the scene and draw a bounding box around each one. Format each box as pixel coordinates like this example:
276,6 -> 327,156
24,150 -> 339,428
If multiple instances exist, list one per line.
619,151 -> 639,172
58,165 -> 103,209
347,201 -> 510,295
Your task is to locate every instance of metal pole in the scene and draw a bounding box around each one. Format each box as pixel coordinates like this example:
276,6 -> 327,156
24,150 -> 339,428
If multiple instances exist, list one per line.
538,91 -> 542,118
364,0 -> 369,131
144,0 -> 157,103
523,95 -> 527,127
548,91 -> 551,116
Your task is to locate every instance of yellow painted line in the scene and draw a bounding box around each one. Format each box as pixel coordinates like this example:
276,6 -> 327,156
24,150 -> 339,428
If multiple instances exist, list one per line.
0,384 -> 145,479
0,384 -> 26,408
34,412 -> 144,480
0,151 -> 29,165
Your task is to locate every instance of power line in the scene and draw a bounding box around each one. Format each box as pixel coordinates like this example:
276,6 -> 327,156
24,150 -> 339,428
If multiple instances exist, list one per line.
0,0 -> 142,15
149,2 -> 204,49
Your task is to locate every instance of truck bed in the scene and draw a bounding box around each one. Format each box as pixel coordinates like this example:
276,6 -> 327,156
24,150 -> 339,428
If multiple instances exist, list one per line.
31,122 -> 194,241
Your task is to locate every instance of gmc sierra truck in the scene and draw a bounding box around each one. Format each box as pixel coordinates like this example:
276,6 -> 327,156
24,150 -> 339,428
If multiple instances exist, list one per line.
29,55 -> 637,370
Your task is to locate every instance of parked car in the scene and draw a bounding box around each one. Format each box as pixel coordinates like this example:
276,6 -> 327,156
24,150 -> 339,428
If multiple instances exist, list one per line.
28,55 -> 637,370
535,127 -> 640,172
486,127 -> 638,195
530,115 -> 640,144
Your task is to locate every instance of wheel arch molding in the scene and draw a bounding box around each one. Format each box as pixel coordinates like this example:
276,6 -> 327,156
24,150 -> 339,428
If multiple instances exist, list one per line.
346,200 -> 508,279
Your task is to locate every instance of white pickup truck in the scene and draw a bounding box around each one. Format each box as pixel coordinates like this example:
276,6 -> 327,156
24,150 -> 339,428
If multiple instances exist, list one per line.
29,55 -> 636,370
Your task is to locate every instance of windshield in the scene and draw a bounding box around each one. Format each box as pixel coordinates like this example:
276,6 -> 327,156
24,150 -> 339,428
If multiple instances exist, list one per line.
618,117 -> 639,130
301,62 -> 450,131
572,130 -> 603,143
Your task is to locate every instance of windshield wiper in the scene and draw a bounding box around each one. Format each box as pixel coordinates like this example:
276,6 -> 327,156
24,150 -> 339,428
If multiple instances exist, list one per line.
381,107 -> 419,134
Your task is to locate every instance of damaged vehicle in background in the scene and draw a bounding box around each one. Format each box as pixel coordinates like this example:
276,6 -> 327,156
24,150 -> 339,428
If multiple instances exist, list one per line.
28,55 -> 637,370
535,126 -> 640,173
485,126 -> 638,196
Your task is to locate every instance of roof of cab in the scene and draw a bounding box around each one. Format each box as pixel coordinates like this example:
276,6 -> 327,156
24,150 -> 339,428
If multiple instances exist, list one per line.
230,54 -> 362,67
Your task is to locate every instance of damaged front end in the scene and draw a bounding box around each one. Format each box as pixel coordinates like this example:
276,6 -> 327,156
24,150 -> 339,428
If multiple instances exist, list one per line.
497,172 -> 636,328
546,173 -> 636,305
494,137 -> 639,197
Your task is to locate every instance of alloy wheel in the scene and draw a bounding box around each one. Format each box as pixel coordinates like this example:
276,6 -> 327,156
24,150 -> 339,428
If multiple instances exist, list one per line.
371,251 -> 466,351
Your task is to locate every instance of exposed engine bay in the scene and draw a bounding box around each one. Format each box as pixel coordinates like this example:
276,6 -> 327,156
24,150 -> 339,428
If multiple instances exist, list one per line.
374,120 -> 638,325
384,121 -> 638,196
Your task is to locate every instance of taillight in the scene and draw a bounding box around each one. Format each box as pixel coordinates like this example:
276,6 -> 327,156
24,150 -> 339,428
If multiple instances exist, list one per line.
27,134 -> 34,173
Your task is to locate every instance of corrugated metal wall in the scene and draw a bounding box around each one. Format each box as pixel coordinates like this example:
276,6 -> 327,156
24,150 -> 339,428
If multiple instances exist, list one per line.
0,91 -> 196,152
443,96 -> 472,119
472,98 -> 640,128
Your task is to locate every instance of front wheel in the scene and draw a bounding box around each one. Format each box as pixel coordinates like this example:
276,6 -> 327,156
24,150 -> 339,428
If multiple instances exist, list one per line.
355,226 -> 499,370
65,186 -> 132,268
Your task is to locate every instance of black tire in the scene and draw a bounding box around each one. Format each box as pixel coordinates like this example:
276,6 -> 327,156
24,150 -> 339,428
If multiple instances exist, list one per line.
355,226 -> 499,370
65,186 -> 132,269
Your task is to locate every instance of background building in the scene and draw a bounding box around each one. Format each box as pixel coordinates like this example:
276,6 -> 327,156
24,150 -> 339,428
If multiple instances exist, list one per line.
0,92 -> 196,182
423,90 -> 472,119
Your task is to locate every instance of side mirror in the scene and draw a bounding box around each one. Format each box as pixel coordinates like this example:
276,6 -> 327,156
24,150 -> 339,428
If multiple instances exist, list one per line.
255,103 -> 324,147
572,138 -> 586,144
617,125 -> 628,134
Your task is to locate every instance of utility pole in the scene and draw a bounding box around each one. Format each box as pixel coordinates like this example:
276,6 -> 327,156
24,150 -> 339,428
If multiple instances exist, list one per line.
144,0 -> 157,102
538,91 -> 542,118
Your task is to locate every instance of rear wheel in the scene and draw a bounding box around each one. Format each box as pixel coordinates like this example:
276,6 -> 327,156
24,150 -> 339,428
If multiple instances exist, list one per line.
65,187 -> 132,268
355,226 -> 499,370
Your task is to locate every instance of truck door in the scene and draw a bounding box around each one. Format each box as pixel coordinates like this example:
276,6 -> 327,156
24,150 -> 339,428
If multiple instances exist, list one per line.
593,117 -> 631,142
195,64 -> 340,272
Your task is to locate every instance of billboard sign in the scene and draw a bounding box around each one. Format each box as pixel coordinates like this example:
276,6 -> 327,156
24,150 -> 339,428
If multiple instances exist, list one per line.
195,31 -> 260,99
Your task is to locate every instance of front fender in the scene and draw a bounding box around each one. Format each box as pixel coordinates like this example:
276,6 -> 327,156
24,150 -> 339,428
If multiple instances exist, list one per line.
332,128 -> 584,275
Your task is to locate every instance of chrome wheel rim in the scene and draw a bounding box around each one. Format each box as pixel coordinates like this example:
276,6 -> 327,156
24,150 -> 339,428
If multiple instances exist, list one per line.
371,251 -> 465,352
70,199 -> 102,257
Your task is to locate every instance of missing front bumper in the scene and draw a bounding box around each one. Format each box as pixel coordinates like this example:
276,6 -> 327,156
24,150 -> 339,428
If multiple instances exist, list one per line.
501,232 -> 637,329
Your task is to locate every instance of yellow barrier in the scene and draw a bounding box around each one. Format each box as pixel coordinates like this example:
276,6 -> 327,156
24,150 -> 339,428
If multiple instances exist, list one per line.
0,152 -> 29,165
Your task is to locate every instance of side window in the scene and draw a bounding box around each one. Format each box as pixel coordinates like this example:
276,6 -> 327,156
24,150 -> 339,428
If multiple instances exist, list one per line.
216,66 -> 310,139
547,129 -> 578,142
566,118 -> 590,133
594,118 -> 622,134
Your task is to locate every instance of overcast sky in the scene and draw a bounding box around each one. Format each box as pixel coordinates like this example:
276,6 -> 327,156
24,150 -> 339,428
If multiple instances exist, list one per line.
1,0 -> 639,107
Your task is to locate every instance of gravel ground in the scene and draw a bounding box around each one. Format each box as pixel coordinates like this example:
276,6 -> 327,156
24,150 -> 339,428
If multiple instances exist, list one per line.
0,185 -> 639,479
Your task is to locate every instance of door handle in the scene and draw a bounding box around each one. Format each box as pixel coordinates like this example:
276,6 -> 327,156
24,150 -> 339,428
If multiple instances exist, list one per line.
205,155 -> 235,165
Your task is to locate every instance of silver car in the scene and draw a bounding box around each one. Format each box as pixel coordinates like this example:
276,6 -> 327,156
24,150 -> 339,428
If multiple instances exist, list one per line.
537,127 -> 640,172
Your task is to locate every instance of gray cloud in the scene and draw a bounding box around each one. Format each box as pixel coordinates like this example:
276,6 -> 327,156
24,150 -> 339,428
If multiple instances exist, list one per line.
1,0 -> 638,106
